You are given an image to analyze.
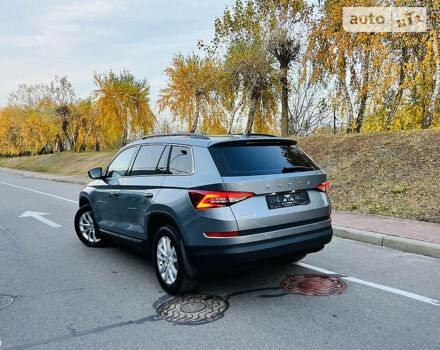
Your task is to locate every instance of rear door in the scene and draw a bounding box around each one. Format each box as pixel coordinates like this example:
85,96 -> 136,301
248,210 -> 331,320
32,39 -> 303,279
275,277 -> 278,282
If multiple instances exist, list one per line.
208,140 -> 330,231
117,144 -> 169,239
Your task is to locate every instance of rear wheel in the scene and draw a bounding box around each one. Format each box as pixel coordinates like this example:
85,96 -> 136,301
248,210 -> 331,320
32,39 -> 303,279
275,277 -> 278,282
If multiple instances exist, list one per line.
74,205 -> 106,247
152,225 -> 196,294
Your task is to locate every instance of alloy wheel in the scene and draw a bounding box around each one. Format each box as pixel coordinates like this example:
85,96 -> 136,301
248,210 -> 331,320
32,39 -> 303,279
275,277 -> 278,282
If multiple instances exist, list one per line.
156,236 -> 178,285
78,211 -> 100,244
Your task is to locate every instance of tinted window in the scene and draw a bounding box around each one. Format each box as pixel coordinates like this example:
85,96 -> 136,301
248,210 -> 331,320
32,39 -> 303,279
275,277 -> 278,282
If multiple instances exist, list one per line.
107,147 -> 137,177
131,145 -> 165,176
209,143 -> 319,176
157,145 -> 170,174
169,146 -> 193,175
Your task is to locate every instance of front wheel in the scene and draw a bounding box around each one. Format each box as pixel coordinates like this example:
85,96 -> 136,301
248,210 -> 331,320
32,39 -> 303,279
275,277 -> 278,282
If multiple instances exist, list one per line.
152,225 -> 196,294
74,205 -> 106,247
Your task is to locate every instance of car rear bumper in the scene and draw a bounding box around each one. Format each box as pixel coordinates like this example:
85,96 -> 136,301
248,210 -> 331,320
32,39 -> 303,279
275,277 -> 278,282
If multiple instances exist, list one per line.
187,223 -> 333,270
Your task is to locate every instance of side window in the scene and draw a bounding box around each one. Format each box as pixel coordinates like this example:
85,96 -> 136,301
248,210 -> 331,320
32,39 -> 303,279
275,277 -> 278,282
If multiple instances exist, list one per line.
157,145 -> 170,174
131,145 -> 165,176
169,146 -> 193,175
106,147 -> 137,178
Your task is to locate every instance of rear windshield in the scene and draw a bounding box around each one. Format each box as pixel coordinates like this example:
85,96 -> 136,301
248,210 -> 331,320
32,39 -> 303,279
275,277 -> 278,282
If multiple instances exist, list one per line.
209,143 -> 319,176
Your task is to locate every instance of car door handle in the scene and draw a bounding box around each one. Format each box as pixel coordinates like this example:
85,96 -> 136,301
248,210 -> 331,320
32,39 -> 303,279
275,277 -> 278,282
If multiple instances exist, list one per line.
110,191 -> 119,198
144,193 -> 154,199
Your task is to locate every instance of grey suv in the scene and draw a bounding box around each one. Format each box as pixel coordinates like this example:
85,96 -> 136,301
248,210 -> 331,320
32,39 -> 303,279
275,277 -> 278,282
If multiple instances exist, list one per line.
74,133 -> 332,294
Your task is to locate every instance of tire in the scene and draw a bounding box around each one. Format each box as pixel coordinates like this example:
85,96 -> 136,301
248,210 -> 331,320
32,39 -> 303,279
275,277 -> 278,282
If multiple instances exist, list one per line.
74,205 -> 107,247
152,225 -> 196,295
278,253 -> 307,264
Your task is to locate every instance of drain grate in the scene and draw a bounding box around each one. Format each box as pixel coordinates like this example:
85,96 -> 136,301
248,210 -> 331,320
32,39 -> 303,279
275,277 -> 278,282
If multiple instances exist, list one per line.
281,274 -> 346,296
157,295 -> 228,324
0,295 -> 14,310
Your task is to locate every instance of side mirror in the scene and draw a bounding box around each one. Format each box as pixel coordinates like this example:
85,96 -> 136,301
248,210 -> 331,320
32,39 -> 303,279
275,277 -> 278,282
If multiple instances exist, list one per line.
88,167 -> 103,179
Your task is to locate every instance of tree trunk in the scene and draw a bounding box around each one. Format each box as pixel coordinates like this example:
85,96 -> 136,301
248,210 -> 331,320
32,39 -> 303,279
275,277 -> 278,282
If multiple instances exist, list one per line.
190,96 -> 200,133
95,139 -> 100,152
56,134 -> 64,152
280,64 -> 289,138
423,30 -> 440,129
354,51 -> 370,133
245,87 -> 260,134
61,119 -> 73,150
122,123 -> 128,147
387,46 -> 408,129
340,64 -> 355,133
228,94 -> 245,134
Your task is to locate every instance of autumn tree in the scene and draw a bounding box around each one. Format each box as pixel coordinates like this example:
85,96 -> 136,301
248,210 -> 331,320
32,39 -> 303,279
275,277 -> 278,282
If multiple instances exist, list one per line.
289,64 -> 332,136
94,70 -> 156,146
306,0 -> 390,133
48,75 -> 77,151
257,0 -> 306,137
157,54 -> 222,133
224,40 -> 279,133
208,0 -> 279,134
422,0 -> 440,128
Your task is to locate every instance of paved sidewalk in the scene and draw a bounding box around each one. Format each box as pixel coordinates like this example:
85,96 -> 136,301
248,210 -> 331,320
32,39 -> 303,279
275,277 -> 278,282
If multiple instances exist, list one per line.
1,166 -> 439,258
332,210 -> 440,245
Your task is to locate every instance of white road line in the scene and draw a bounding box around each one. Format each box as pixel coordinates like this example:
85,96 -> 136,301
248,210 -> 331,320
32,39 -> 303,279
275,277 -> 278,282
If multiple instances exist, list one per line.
295,261 -> 440,307
0,181 -> 77,204
19,211 -> 62,228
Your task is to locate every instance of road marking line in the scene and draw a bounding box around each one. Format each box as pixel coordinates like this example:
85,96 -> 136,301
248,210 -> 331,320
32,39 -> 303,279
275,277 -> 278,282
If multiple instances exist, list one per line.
19,211 -> 61,228
0,181 -> 77,204
295,262 -> 440,307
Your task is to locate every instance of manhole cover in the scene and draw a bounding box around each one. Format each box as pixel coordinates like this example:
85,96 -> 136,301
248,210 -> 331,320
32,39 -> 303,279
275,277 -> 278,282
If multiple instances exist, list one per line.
281,274 -> 346,296
0,295 -> 14,310
157,295 -> 228,323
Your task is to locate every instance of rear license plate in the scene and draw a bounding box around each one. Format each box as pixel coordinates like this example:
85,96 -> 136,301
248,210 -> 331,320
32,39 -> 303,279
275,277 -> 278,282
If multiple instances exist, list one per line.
266,191 -> 310,209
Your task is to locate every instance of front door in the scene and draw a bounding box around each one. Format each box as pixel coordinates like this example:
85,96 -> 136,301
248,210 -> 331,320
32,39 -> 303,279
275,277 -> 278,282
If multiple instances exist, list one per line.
93,146 -> 138,232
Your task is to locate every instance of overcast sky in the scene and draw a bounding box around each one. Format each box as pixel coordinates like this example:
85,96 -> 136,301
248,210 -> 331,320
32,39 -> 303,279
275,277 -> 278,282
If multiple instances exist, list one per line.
0,0 -> 235,107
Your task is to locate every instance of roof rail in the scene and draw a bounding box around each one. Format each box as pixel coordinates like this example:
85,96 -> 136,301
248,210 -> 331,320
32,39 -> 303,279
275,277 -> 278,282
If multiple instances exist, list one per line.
141,133 -> 210,140
243,133 -> 277,138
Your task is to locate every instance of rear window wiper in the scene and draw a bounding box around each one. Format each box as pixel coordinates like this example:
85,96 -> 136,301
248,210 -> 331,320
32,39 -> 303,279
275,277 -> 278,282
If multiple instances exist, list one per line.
282,166 -> 315,173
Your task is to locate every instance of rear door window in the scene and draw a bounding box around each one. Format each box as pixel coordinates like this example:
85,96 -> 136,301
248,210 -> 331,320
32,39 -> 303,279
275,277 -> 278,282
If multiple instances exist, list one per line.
168,146 -> 193,175
131,145 -> 166,176
209,143 -> 319,176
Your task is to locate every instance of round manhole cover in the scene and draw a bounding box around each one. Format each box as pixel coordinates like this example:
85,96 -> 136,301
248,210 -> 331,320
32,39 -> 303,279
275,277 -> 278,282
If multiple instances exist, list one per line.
157,295 -> 228,324
0,295 -> 14,310
281,274 -> 346,296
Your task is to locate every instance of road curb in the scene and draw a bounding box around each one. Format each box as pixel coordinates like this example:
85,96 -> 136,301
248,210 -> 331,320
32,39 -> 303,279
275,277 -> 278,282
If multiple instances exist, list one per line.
333,225 -> 440,259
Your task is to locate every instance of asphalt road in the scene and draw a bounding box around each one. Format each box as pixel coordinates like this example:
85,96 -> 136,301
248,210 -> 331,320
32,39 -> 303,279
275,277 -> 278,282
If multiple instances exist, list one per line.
0,169 -> 439,350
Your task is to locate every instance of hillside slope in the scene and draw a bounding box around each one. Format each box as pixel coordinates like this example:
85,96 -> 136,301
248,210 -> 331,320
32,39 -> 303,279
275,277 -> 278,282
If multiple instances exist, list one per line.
298,129 -> 440,223
0,151 -> 115,177
1,129 -> 439,223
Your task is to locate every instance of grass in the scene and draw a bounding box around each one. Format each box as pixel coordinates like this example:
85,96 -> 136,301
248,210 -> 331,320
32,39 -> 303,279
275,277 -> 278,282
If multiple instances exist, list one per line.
0,151 -> 115,177
1,128 -> 439,223
297,128 -> 440,223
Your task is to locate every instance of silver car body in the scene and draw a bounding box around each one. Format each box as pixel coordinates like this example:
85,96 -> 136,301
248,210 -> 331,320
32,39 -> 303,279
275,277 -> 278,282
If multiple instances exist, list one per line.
79,134 -> 332,272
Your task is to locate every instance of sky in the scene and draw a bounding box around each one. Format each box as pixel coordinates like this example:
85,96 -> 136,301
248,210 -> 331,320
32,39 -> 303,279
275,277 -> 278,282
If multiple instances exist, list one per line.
0,0 -> 235,107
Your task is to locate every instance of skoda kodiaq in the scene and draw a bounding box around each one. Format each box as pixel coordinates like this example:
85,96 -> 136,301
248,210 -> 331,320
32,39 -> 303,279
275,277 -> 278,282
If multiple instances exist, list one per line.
74,133 -> 332,294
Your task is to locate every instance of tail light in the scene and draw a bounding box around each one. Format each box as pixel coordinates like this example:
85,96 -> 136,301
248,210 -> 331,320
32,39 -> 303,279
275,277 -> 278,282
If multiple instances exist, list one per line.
317,181 -> 329,194
189,190 -> 254,209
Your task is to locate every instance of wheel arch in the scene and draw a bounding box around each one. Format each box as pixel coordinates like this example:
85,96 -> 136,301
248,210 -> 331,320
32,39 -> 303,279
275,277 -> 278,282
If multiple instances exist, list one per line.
79,194 -> 91,208
147,210 -> 198,279
147,211 -> 183,247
